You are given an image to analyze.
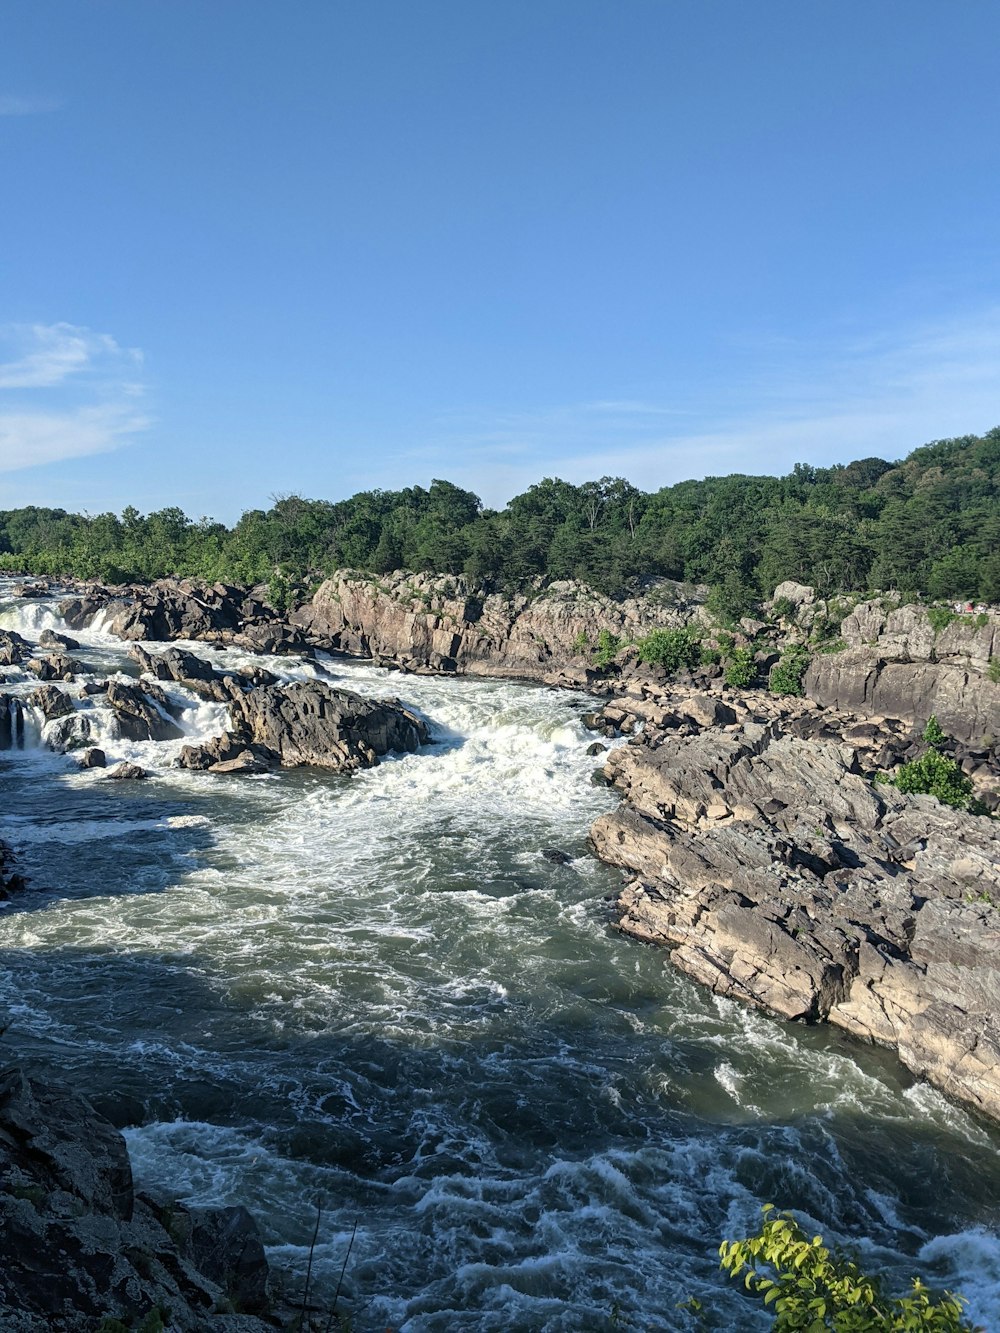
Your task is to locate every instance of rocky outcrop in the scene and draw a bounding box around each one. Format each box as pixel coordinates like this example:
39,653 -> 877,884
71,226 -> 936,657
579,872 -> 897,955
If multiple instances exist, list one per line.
28,685 -> 74,722
298,569 -> 707,680
128,645 -> 278,703
0,631 -> 29,667
0,1066 -> 273,1331
59,580 -> 308,654
24,653 -> 79,683
179,680 -> 429,774
804,650 -> 1000,745
769,593 -> 1000,744
589,679 -> 1000,1121
106,681 -> 184,743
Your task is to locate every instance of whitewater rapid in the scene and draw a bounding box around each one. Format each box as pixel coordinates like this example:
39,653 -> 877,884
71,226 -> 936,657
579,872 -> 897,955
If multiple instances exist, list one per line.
1,582 -> 999,1330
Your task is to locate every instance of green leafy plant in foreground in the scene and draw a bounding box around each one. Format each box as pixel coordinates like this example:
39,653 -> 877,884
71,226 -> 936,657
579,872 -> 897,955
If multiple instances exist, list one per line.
720,1206 -> 977,1331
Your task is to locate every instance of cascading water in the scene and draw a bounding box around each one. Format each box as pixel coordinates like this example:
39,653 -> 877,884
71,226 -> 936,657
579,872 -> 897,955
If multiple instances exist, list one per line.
0,579 -> 999,1330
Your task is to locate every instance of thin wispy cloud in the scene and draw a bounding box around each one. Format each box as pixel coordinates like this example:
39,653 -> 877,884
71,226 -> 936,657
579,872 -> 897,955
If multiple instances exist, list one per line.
0,322 -> 150,473
414,308 -> 1000,505
0,94 -> 60,116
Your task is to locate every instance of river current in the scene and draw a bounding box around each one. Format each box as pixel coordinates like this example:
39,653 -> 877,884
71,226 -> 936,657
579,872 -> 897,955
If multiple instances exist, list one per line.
0,581 -> 999,1330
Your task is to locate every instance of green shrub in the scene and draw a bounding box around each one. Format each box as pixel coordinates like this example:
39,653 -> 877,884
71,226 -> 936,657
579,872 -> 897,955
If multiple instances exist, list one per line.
817,638 -> 846,654
700,646 -> 722,666
769,645 -> 811,696
720,1206 -> 975,1331
771,595 -> 797,620
571,629 -> 589,654
636,627 -> 702,674
975,612 -> 989,629
724,647 -> 755,688
922,714 -> 947,748
893,748 -> 975,810
988,658 -> 1000,684
594,628 -> 623,668
927,605 -> 958,634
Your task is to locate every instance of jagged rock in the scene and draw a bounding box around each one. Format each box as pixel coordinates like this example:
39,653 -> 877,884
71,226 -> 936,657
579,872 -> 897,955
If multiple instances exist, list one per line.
129,645 -> 236,702
106,762 -> 148,780
38,629 -> 79,651
590,710 -> 1000,1122
230,681 -> 428,771
24,653 -> 79,682
0,630 -> 29,666
79,747 -> 106,769
541,848 -> 573,864
57,595 -> 106,630
28,685 -> 74,721
299,571 -> 708,681
179,681 -> 427,775
0,1067 -> 272,1331
770,580 -> 816,609
209,750 -> 272,774
106,681 -> 184,742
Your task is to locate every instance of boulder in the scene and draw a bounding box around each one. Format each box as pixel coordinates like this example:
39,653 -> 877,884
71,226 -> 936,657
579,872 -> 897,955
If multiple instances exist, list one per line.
106,762 -> 148,780
0,630 -> 29,666
229,681 -> 429,771
24,653 -> 79,682
38,629 -> 80,651
28,685 -> 74,721
106,681 -> 184,742
79,747 -> 106,769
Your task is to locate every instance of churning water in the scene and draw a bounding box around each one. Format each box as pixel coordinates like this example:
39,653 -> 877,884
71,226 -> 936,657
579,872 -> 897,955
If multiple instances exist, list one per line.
1,582 -> 999,1330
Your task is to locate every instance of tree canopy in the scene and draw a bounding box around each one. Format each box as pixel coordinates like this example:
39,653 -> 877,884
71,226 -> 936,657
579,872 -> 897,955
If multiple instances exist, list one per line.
3,428 -> 1000,609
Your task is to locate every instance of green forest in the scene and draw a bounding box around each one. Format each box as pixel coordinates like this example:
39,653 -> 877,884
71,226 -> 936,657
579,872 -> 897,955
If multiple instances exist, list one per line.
3,428 -> 999,615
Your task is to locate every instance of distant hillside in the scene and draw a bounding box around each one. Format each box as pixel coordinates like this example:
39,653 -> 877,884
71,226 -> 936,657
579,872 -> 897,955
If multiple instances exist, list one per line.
3,427 -> 999,614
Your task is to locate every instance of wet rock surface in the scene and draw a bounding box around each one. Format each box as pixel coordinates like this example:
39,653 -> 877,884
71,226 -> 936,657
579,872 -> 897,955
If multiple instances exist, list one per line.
587,673 -> 1000,1121
0,1066 -> 274,1331
106,680 -> 184,743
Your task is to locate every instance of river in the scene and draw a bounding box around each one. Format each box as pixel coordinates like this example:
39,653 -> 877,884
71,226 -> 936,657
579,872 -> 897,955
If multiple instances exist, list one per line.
1,581 -> 998,1330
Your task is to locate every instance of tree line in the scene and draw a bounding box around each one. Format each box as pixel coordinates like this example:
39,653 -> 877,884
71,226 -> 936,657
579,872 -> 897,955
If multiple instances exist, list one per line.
2,428 -> 999,615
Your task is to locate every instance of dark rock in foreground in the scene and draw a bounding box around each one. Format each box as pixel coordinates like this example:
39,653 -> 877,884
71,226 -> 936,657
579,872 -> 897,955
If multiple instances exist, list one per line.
0,1067 -> 274,1331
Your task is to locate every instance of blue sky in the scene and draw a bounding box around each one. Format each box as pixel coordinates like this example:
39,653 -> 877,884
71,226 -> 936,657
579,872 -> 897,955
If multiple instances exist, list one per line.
1,1 -> 999,521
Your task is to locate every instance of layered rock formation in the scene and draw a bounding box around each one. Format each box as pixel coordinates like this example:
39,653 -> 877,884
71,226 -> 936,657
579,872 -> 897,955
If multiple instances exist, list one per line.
0,1067 -> 273,1331
765,582 -> 1000,744
297,570 -> 707,681
588,673 -> 1000,1120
